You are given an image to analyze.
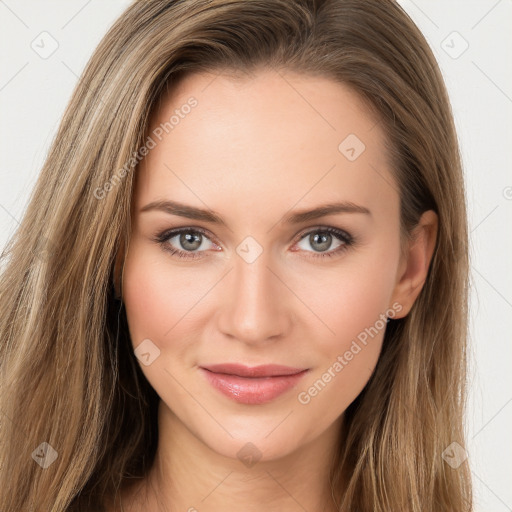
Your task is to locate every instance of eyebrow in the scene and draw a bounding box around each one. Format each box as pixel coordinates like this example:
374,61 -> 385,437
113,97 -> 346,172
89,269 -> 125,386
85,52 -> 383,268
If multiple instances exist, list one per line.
140,199 -> 371,225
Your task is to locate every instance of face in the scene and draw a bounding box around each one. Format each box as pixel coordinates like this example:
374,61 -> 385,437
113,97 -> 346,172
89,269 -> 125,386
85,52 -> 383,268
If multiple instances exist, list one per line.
121,68 -> 411,462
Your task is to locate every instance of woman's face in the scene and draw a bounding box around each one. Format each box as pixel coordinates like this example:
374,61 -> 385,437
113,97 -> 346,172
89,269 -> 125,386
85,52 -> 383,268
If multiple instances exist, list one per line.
122,69 -> 415,462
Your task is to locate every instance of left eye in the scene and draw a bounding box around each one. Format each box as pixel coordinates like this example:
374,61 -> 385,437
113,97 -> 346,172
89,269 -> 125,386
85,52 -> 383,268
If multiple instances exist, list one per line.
295,227 -> 352,257
155,226 -> 354,260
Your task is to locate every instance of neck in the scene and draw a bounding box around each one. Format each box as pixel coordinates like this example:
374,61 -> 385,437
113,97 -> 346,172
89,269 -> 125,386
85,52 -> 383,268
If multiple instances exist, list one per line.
121,401 -> 343,512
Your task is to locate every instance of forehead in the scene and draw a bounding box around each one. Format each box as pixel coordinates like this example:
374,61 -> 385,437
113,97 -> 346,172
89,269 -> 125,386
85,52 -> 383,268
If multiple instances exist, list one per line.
135,69 -> 398,227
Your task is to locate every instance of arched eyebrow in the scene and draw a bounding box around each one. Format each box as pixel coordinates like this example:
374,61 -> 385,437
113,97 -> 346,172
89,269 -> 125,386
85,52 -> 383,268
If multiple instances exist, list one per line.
281,202 -> 372,223
140,199 -> 372,226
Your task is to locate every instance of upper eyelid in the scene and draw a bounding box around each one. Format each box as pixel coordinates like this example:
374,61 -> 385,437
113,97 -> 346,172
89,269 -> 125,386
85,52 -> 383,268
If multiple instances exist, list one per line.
295,225 -> 352,240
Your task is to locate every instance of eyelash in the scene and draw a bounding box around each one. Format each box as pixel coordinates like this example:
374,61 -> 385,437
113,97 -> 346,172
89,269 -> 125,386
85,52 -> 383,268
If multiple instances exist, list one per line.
153,226 -> 355,261
153,226 -> 355,260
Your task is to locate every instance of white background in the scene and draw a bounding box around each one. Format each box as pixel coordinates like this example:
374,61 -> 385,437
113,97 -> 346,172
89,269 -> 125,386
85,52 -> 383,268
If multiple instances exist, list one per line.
0,1 -> 511,510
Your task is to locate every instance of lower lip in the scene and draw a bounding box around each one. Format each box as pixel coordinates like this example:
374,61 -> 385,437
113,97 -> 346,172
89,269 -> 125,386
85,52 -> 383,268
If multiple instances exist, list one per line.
200,368 -> 309,405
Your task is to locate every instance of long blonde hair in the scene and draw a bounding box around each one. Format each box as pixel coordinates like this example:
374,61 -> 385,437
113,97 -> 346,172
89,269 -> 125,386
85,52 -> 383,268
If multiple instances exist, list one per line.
0,1 -> 472,510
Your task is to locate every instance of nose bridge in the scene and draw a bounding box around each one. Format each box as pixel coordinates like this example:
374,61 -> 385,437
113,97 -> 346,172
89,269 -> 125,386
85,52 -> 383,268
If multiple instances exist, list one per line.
217,246 -> 291,343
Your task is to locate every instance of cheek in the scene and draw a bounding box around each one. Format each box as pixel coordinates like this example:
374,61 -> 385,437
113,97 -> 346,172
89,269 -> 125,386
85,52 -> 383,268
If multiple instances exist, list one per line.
301,269 -> 389,381
294,245 -> 398,357
122,263 -> 169,344
292,243 -> 399,415
329,265 -> 394,342
122,243 -> 203,345
121,244 -> 205,403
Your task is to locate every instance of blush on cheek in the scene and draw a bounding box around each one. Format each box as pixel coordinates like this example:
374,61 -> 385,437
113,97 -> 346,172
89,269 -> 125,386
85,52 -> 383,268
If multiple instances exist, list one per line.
123,252 -> 174,345
327,273 -> 395,396
309,269 -> 393,355
122,250 -> 210,353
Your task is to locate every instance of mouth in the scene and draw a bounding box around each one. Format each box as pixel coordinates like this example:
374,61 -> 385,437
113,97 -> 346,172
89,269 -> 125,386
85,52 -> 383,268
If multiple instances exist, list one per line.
199,363 -> 310,405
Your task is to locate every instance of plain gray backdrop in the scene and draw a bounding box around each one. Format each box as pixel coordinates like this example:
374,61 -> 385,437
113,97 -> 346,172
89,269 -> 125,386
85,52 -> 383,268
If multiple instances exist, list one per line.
1,1 -> 511,510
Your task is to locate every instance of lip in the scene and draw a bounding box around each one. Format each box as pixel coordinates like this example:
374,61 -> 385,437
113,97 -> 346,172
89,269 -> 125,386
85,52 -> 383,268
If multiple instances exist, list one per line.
199,364 -> 309,405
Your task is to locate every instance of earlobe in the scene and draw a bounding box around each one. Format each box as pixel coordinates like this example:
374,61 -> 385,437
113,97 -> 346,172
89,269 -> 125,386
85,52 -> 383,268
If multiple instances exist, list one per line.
390,210 -> 438,318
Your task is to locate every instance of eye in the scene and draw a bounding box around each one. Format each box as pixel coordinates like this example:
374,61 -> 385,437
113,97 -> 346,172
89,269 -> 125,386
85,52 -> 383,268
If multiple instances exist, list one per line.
154,227 -> 220,260
153,226 -> 354,260
293,226 -> 354,259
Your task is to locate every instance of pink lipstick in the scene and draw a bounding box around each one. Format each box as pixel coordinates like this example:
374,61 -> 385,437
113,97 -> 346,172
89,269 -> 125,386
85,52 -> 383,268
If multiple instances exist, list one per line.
199,363 -> 309,405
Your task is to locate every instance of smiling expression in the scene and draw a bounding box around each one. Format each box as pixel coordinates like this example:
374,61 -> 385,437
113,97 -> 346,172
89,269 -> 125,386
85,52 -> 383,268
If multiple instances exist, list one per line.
121,68 -> 408,461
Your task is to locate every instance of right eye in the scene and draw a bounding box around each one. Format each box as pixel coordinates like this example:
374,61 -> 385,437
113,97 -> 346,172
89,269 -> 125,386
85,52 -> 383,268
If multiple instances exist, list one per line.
154,227 -> 221,260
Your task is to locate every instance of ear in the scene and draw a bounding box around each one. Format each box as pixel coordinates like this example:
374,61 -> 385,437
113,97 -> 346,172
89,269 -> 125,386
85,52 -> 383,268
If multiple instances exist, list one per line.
389,210 -> 438,319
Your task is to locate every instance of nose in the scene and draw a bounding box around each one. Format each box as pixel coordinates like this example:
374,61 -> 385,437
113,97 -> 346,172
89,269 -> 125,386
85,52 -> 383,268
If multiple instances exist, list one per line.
216,249 -> 294,345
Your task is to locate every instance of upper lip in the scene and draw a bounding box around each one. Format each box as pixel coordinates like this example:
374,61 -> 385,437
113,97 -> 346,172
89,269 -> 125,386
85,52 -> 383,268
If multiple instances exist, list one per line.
201,363 -> 308,378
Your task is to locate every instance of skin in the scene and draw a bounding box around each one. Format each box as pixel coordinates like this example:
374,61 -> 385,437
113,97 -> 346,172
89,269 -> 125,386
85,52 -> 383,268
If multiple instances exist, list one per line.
114,68 -> 438,512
